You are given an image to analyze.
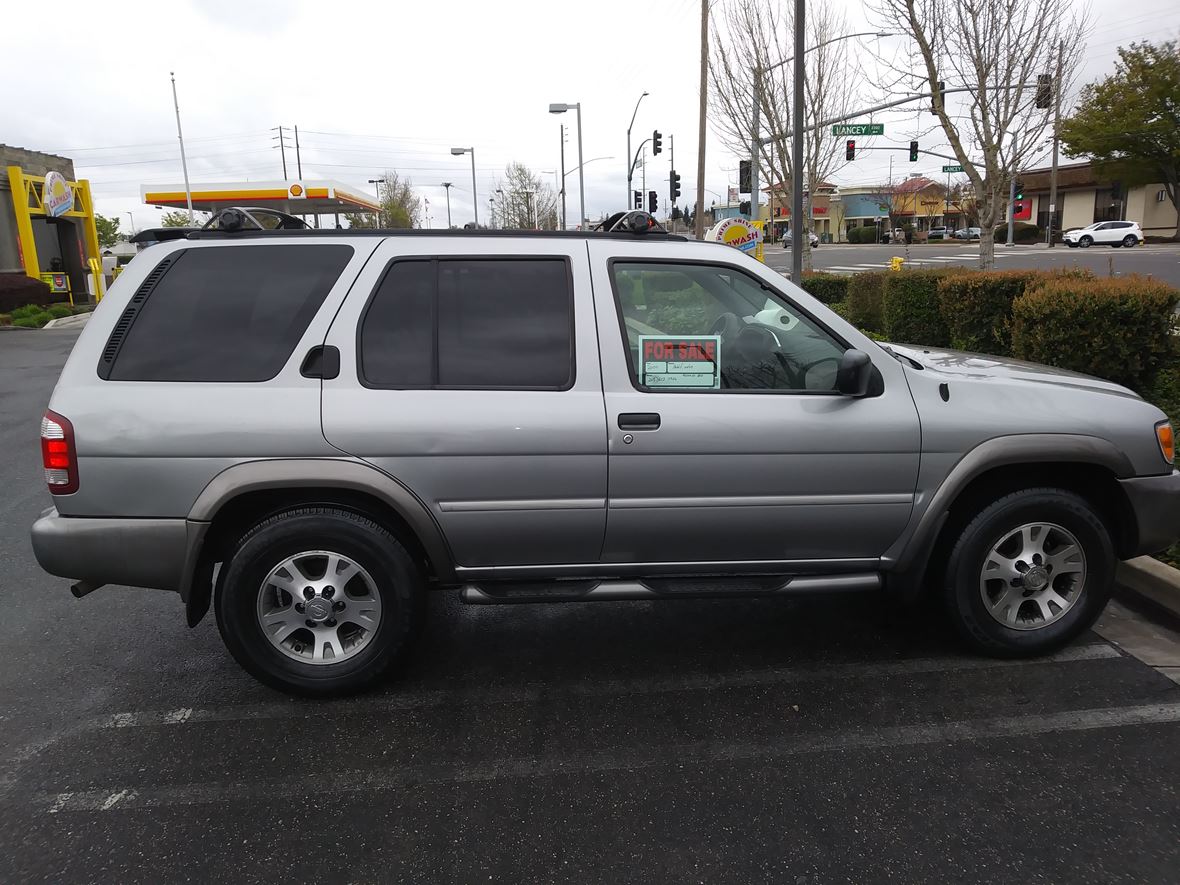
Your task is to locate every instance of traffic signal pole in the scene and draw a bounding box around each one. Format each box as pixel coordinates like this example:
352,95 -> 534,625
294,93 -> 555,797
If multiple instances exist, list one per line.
1047,39 -> 1063,248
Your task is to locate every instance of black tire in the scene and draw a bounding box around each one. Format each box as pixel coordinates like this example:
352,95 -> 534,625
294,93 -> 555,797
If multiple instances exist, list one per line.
215,506 -> 423,696
1079,235 -> 1092,248
943,488 -> 1115,658
1123,235 -> 1137,248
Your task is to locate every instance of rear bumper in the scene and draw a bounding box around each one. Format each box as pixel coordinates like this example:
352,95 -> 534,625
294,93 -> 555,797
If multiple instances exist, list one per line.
30,507 -> 188,592
1119,471 -> 1180,557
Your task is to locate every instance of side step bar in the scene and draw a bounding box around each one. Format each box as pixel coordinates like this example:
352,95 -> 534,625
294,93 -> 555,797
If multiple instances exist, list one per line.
460,573 -> 881,605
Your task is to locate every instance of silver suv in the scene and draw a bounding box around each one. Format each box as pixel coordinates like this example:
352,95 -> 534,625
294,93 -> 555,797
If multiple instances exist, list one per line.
30,221 -> 1180,695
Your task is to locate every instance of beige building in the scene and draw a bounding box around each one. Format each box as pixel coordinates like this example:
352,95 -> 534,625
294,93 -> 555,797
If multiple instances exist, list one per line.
1015,161 -> 1178,239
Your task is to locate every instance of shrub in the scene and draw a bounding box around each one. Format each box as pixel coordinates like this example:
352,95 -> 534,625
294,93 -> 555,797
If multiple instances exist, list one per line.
1011,275 -> 1179,390
800,273 -> 848,304
936,270 -> 1045,355
0,274 -> 53,313
992,222 -> 1040,244
46,304 -> 74,319
0,313 -> 11,326
882,268 -> 966,346
12,315 -> 48,328
10,304 -> 42,319
845,271 -> 888,333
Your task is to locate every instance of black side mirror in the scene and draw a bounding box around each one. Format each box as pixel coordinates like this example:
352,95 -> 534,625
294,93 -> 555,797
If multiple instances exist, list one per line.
836,349 -> 873,397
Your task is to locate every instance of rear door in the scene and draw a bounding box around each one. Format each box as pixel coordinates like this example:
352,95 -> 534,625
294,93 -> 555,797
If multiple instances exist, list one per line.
588,240 -> 921,569
321,237 -> 607,571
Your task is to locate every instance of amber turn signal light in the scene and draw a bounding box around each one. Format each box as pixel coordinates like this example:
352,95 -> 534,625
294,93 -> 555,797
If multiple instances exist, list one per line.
1156,422 -> 1174,464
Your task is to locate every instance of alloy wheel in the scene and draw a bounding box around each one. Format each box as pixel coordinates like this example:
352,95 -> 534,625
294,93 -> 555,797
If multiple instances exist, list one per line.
979,522 -> 1086,631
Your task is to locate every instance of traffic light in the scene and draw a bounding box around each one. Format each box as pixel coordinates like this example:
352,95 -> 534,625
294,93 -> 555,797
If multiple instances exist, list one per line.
740,200 -> 751,216
1036,74 -> 1052,110
931,80 -> 945,115
1013,200 -> 1024,215
670,169 -> 682,202
648,190 -> 658,213
739,159 -> 751,193
846,140 -> 856,161
1014,180 -> 1025,201
652,131 -> 663,156
633,190 -> 642,210
909,141 -> 919,162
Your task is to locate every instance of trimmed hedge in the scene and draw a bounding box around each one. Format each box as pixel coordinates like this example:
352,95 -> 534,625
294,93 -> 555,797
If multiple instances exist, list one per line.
1011,275 -> 1179,390
938,268 -> 1096,355
46,304 -> 74,319
800,273 -> 848,304
845,271 -> 888,333
882,268 -> 966,346
992,222 -> 1041,245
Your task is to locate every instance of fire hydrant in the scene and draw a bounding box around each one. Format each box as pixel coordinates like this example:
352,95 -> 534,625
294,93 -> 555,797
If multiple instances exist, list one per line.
890,256 -> 905,272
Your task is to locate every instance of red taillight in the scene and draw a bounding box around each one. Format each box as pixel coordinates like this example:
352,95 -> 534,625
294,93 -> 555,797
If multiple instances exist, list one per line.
40,410 -> 78,495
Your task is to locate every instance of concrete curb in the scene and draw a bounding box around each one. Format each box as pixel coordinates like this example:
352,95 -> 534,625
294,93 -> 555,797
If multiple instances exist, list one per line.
1117,557 -> 1180,621
42,313 -> 91,330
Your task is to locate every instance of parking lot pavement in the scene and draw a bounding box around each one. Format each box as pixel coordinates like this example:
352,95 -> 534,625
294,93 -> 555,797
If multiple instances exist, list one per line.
765,242 -> 1180,287
3,331 -> 1180,884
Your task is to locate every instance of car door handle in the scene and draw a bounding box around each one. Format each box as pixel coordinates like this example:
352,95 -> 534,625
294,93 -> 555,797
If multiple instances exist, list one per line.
618,412 -> 661,431
300,345 -> 340,379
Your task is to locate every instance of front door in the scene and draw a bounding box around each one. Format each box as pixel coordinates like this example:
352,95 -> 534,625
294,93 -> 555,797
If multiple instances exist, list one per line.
321,238 -> 607,570
588,243 -> 921,569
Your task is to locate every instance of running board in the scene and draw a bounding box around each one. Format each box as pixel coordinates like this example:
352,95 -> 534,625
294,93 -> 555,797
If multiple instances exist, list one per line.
460,573 -> 881,605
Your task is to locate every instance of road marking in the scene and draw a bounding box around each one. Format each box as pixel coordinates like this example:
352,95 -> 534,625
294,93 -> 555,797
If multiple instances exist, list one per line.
87,643 -> 1120,732
37,698 -> 1180,814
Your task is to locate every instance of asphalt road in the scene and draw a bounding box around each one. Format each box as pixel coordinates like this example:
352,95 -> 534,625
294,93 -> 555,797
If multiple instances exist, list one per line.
2,329 -> 1180,884
765,242 -> 1180,287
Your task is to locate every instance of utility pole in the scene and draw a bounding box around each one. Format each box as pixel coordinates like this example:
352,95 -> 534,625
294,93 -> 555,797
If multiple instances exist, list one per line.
1006,131 -> 1017,246
694,0 -> 708,239
294,125 -> 303,179
641,145 -> 647,197
670,134 -> 675,224
441,182 -> 453,228
559,124 -> 567,231
273,125 -> 288,178
1047,38 -> 1064,248
169,72 -> 194,223
791,0 -> 805,283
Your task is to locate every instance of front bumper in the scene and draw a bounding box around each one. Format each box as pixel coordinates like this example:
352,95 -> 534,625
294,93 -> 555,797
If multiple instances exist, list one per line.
30,507 -> 189,592
1119,471 -> 1180,556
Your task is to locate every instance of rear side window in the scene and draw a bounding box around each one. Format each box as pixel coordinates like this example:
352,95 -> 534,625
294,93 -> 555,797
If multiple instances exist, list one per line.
106,244 -> 353,382
359,257 -> 573,389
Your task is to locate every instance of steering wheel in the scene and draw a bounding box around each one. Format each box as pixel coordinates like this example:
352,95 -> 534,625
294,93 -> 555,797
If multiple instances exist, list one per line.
708,312 -> 744,346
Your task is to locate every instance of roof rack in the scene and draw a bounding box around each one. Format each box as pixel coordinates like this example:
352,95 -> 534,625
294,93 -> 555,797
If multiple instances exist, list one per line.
130,207 -> 688,244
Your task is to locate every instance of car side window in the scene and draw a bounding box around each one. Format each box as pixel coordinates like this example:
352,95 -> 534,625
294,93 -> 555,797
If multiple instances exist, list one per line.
359,257 -> 573,389
611,261 -> 847,392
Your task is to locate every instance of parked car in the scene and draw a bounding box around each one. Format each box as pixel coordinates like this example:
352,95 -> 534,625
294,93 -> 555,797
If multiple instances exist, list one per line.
1063,220 -> 1143,248
927,227 -> 949,241
953,227 -> 982,240
783,229 -> 820,248
30,209 -> 1180,695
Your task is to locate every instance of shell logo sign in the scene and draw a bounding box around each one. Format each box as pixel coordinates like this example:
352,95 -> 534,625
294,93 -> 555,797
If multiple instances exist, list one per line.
707,217 -> 763,260
43,172 -> 73,218
289,183 -> 305,198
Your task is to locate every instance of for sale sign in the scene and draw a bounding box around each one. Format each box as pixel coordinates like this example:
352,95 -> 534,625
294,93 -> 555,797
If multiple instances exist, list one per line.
638,335 -> 721,389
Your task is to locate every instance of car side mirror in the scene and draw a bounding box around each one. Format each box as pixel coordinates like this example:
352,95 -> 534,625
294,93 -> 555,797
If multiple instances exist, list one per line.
836,349 -> 873,397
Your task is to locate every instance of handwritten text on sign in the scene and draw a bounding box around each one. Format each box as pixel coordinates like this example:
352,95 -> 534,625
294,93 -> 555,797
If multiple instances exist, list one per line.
638,335 -> 721,389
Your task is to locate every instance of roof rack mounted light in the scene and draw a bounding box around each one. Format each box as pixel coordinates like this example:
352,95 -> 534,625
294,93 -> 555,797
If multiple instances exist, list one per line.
204,207 -> 310,232
597,210 -> 667,234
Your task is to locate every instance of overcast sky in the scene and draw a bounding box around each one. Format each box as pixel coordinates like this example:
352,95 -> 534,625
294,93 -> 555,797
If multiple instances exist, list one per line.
8,0 -> 1178,231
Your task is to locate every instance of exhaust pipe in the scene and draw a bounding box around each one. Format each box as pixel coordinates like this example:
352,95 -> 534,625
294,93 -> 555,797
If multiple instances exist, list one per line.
70,581 -> 105,599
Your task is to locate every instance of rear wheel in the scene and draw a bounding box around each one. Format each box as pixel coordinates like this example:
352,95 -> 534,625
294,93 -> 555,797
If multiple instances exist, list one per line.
215,506 -> 423,696
943,488 -> 1114,657
1123,235 -> 1137,248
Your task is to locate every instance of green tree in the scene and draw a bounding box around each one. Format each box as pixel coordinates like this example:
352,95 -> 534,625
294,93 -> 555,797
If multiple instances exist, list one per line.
160,210 -> 206,227
346,171 -> 421,229
1061,41 -> 1180,240
94,214 -> 121,248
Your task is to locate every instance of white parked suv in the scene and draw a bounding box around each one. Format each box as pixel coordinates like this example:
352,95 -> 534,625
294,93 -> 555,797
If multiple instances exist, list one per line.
1063,221 -> 1143,248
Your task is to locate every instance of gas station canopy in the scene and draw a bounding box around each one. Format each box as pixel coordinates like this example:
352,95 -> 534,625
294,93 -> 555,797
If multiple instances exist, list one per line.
141,180 -> 380,217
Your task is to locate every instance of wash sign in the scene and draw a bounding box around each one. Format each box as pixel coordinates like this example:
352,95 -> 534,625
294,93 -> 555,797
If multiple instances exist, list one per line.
639,336 -> 721,389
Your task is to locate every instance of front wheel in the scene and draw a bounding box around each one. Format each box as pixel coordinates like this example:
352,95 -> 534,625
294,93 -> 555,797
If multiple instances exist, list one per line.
215,507 -> 424,696
943,488 -> 1114,657
1079,235 -> 1093,248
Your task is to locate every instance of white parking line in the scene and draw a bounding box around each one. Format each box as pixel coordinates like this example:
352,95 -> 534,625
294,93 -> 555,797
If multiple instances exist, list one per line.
38,698 -> 1180,814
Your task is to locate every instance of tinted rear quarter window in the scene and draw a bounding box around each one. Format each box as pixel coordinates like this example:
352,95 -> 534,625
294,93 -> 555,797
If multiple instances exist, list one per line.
107,244 -> 353,382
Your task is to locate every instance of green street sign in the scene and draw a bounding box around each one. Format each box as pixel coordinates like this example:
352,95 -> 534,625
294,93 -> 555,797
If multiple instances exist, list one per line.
942,164 -> 964,173
832,123 -> 884,136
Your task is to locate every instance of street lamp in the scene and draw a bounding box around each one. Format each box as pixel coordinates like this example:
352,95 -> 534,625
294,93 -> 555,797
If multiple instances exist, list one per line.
125,211 -> 135,236
496,188 -> 508,229
626,91 -> 649,208
441,182 -> 454,229
549,102 -> 584,229
367,177 -> 385,226
489,196 -> 495,229
449,147 -> 478,226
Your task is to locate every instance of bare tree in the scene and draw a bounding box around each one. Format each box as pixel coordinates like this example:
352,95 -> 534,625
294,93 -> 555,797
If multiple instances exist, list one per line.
709,0 -> 863,269
494,162 -> 560,230
871,0 -> 1088,268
